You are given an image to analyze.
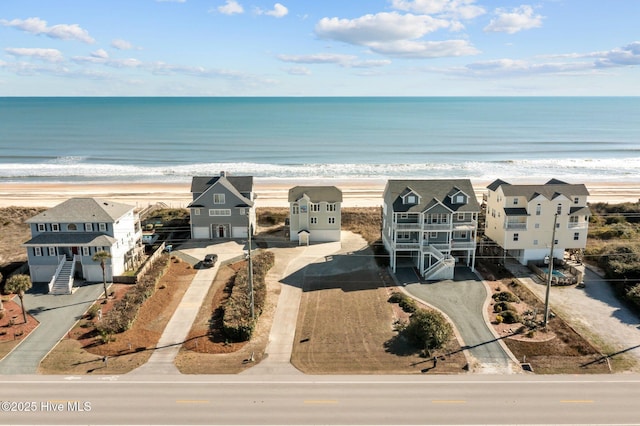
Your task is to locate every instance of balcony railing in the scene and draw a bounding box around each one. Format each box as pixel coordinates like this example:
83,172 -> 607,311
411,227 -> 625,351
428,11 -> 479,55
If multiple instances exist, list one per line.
396,241 -> 420,250
568,222 -> 588,229
451,241 -> 476,249
423,223 -> 451,231
395,222 -> 422,230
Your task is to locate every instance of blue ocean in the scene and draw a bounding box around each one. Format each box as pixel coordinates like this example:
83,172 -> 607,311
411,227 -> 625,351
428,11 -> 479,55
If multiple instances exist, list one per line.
1,97 -> 639,183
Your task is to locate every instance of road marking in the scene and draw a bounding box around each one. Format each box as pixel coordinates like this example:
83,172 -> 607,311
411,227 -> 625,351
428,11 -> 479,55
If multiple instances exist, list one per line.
432,400 -> 466,404
176,400 -> 210,404
304,400 -> 339,404
560,400 -> 594,403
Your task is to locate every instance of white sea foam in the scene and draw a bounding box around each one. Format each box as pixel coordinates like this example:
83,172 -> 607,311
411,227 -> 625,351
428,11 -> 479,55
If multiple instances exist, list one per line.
1,157 -> 639,183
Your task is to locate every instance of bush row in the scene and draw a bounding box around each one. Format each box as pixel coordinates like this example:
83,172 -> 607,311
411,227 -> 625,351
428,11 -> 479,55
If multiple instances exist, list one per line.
222,251 -> 275,342
492,291 -> 519,303
96,253 -> 170,338
388,291 -> 418,313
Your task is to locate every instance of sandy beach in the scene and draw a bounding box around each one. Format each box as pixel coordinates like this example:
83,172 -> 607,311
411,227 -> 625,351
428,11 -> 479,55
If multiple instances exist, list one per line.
0,179 -> 638,209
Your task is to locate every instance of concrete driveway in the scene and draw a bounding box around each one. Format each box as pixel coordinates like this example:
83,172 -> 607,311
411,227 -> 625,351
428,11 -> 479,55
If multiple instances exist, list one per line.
0,281 -> 105,374
401,267 -> 518,373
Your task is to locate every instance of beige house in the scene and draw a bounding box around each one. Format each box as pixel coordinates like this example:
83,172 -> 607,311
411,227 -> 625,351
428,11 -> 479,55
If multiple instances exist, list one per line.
288,186 -> 342,245
382,179 -> 480,280
484,178 -> 590,265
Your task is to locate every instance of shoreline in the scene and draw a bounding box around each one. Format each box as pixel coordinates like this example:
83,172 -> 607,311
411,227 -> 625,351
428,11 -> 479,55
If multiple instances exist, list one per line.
0,179 -> 638,209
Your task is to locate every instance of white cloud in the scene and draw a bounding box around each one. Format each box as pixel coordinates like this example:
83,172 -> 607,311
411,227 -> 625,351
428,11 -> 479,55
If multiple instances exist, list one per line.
484,5 -> 543,34
5,47 -> 64,62
256,3 -> 288,18
277,53 -> 391,68
111,39 -> 135,50
218,0 -> 244,15
91,49 -> 109,59
368,39 -> 479,58
72,53 -> 143,68
0,17 -> 95,43
285,66 -> 311,75
591,42 -> 640,67
316,12 -> 450,45
391,0 -> 485,20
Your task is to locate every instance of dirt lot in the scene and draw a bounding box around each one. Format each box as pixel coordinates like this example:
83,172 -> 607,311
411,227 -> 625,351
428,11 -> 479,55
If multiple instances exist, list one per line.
39,258 -> 196,374
291,259 -> 468,374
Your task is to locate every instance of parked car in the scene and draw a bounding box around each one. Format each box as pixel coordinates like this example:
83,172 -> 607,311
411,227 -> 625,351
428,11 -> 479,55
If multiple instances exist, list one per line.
203,253 -> 218,268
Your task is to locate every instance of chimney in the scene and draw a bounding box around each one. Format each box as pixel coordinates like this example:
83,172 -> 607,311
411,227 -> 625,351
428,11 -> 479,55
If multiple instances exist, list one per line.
220,171 -> 227,177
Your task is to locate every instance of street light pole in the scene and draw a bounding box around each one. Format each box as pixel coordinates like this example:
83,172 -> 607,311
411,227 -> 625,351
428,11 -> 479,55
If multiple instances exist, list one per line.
543,213 -> 558,327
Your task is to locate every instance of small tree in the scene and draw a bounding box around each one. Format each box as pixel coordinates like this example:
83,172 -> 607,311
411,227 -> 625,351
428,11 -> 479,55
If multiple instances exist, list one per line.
404,309 -> 453,353
5,274 -> 32,324
92,250 -> 112,301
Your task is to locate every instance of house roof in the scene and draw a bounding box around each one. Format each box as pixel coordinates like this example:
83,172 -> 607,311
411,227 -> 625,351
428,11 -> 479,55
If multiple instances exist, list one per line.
26,198 -> 134,224
487,179 -> 589,201
384,179 -> 480,213
288,186 -> 343,203
190,175 -> 253,194
23,232 -> 117,247
189,175 -> 254,208
504,208 -> 529,216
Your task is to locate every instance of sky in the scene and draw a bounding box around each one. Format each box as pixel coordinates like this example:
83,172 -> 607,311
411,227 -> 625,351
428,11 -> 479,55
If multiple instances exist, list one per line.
1,0 -> 639,96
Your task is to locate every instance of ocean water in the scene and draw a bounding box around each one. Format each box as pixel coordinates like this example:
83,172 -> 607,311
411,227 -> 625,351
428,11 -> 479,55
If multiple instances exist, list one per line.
1,97 -> 639,183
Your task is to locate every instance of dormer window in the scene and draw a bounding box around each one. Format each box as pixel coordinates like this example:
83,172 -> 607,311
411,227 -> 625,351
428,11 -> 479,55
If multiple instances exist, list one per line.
37,223 -> 46,232
51,223 -> 60,232
455,195 -> 465,204
407,195 -> 417,204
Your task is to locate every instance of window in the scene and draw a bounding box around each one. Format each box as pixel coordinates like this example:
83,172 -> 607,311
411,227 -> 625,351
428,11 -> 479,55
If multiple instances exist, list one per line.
328,217 -> 336,224
459,232 -> 467,239
513,198 -> 519,205
457,213 -> 465,221
569,215 -> 578,224
535,223 -> 540,229
574,197 -> 579,205
213,193 -> 225,204
85,223 -> 93,231
398,232 -> 410,240
311,203 -> 320,212
533,239 -> 538,245
51,223 -> 60,232
400,213 -> 408,219
327,203 -> 337,212
430,232 -> 437,238
554,239 -> 559,245
194,208 -> 201,216
536,204 -> 541,216
99,223 -> 107,232
34,247 -> 42,256
574,232 -> 580,241
455,195 -> 465,204
48,247 -> 56,256
556,223 -> 560,229
68,223 -> 77,231
239,208 -> 246,215
82,247 -> 90,256
209,209 -> 231,216
310,217 -> 318,224
37,223 -> 46,232
513,233 -> 519,241
292,205 -> 299,214
557,204 -> 562,215
406,195 -> 417,204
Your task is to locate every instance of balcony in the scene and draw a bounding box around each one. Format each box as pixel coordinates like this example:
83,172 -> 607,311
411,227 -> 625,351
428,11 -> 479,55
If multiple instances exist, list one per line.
453,220 -> 477,231
568,222 -> 588,229
396,241 -> 420,249
424,242 -> 451,252
451,240 -> 476,249
505,222 -> 527,230
423,222 -> 451,231
394,222 -> 422,230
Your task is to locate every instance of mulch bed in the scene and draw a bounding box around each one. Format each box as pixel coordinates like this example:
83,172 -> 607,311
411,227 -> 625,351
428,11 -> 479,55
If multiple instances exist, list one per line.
0,297 -> 40,360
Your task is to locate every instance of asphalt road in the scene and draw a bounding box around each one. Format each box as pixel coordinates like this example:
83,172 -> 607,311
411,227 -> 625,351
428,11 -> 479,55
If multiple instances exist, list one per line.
1,374 -> 640,425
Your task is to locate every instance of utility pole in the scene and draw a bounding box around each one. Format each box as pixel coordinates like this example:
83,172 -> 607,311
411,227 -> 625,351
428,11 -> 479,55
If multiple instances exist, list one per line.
247,218 -> 255,321
543,213 -> 558,327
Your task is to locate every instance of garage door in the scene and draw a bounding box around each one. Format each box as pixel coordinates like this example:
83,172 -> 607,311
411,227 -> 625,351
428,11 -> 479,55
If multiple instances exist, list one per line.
232,226 -> 248,238
192,226 -> 209,239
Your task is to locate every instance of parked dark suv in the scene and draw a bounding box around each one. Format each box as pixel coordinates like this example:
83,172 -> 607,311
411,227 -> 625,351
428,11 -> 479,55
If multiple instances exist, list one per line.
203,253 -> 218,268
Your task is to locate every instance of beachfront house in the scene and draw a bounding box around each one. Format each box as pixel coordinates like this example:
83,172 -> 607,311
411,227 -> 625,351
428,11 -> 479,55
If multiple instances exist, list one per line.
23,198 -> 143,294
288,186 -> 342,245
382,179 -> 480,280
483,178 -> 590,265
188,172 -> 256,239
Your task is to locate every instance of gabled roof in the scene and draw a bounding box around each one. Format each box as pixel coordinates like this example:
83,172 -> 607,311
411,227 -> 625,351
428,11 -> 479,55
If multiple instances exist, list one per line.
26,198 -> 134,224
384,179 -> 480,213
570,206 -> 591,216
288,186 -> 343,203
23,232 -> 117,246
190,175 -> 253,194
189,175 -> 254,208
488,178 -> 589,201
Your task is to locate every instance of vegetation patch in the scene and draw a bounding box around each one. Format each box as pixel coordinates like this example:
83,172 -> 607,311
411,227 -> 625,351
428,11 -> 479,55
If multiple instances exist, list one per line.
222,251 -> 275,341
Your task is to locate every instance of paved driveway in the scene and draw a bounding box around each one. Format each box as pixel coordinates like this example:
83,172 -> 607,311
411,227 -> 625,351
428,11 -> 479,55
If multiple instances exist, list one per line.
0,281 -> 105,374
401,267 -> 518,373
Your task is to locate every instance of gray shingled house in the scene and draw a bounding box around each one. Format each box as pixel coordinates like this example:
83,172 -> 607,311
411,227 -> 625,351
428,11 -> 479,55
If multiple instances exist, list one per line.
288,186 -> 342,245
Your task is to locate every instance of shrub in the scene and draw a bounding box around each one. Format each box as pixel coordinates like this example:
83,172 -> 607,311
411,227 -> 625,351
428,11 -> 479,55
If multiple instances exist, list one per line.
222,251 -> 275,342
402,309 -> 453,351
493,301 -> 515,313
388,292 -> 404,304
500,310 -> 521,324
625,284 -> 640,308
492,291 -> 519,303
87,304 -> 101,320
495,314 -> 504,324
388,291 -> 418,313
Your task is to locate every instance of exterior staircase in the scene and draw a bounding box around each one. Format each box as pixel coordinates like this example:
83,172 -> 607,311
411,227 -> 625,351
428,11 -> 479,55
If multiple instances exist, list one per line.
423,245 -> 456,280
49,259 -> 75,295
